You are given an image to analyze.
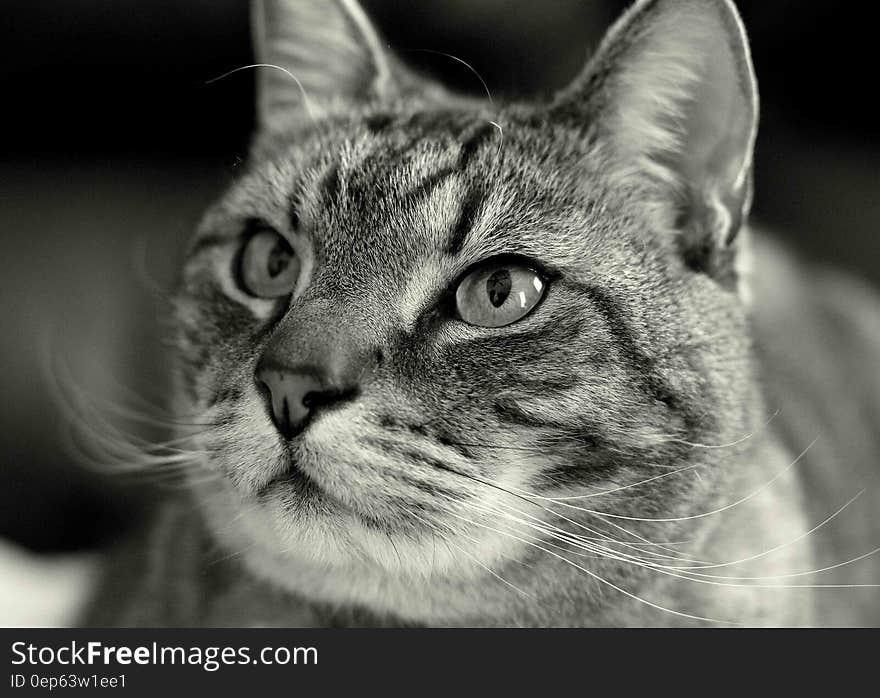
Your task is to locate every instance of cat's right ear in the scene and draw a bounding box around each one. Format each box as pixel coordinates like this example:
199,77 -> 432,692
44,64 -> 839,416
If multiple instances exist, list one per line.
252,0 -> 393,130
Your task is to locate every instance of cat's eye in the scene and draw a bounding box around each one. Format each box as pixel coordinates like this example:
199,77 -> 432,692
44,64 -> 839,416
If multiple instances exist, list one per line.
237,229 -> 301,299
454,259 -> 546,328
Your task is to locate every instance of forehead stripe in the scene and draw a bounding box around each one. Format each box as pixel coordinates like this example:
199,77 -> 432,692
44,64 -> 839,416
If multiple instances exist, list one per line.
446,188 -> 482,257
458,121 -> 498,169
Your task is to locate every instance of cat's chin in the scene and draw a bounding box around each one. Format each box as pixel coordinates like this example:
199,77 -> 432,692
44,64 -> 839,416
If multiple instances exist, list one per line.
253,460 -> 326,504
191,467 -> 479,580
184,404 -> 541,608
187,465 -> 540,622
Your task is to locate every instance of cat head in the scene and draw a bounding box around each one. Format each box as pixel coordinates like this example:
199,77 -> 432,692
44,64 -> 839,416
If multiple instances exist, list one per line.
173,0 -> 761,620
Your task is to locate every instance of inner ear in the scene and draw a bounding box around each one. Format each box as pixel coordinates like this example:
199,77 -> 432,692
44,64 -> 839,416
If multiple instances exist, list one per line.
669,33 -> 756,278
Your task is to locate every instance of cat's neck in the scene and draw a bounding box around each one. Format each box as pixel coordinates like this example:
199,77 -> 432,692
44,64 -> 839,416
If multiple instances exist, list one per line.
646,433 -> 818,627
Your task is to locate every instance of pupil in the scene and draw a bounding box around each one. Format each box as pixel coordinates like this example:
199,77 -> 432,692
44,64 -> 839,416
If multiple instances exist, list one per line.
266,241 -> 291,278
486,269 -> 512,308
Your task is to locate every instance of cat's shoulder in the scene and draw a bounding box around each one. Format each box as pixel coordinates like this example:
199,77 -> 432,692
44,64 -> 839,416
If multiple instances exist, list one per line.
748,229 -> 880,625
749,230 -> 880,343
748,228 -> 880,406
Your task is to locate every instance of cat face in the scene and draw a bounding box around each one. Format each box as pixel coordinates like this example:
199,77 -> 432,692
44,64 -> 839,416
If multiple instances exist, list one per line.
172,0 -> 763,615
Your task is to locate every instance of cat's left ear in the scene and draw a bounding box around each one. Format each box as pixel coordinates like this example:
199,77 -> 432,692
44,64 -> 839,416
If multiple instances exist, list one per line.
552,0 -> 758,277
252,0 -> 394,130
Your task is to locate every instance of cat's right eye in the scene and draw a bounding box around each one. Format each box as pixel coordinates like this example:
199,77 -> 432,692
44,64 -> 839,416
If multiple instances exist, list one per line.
237,229 -> 301,299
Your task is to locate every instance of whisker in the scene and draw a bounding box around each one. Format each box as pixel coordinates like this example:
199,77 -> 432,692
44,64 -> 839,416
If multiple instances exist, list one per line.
535,464 -> 698,501
456,475 -> 880,595
131,235 -> 175,306
482,498 -> 708,567
440,501 -> 739,625
669,545 -> 880,584
402,49 -> 494,106
462,497 -> 880,596
489,120 -> 504,162
205,540 -> 259,568
39,332 -> 217,484
665,409 -> 779,450
406,508 -> 534,600
566,437 -> 820,523
664,490 -> 867,571
205,63 -> 317,123
45,342 -> 218,430
427,458 -> 706,561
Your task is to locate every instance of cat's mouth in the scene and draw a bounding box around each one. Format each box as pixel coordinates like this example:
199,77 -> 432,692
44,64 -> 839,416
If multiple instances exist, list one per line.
254,453 -> 316,499
252,445 -> 353,517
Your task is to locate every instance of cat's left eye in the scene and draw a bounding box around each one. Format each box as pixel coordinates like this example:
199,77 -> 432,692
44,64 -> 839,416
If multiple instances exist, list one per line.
455,259 -> 546,328
237,229 -> 301,299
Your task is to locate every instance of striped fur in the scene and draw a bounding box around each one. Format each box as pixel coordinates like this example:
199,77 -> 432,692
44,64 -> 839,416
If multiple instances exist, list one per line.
86,0 -> 880,626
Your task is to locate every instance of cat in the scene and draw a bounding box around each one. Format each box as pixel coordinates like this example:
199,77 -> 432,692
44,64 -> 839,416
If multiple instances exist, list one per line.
82,0 -> 880,627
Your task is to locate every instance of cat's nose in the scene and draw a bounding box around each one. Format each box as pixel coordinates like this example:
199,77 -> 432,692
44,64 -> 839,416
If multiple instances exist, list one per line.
255,363 -> 356,438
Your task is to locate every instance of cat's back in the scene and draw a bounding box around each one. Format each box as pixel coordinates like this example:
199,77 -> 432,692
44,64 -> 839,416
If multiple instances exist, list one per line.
749,231 -> 880,625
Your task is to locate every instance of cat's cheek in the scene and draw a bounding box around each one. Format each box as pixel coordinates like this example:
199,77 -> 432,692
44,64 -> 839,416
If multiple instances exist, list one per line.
421,320 -> 498,361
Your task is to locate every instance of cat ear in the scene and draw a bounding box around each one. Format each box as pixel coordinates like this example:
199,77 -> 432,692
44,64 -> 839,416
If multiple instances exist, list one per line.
552,0 -> 758,276
251,0 -> 394,129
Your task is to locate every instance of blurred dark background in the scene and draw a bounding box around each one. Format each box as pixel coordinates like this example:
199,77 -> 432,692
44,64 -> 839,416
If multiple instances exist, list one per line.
1,1 -> 878,553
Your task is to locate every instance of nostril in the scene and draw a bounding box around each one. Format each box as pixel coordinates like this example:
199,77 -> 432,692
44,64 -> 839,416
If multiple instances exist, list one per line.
301,390 -> 321,411
301,386 -> 358,411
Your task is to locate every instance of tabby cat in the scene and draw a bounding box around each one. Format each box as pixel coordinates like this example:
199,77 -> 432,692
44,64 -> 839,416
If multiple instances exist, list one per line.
85,0 -> 880,627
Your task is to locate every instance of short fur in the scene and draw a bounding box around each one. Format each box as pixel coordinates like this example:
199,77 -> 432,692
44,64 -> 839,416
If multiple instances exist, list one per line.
85,0 -> 880,627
